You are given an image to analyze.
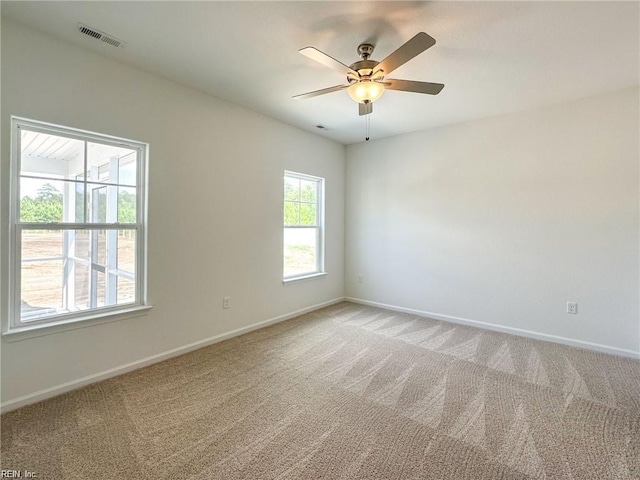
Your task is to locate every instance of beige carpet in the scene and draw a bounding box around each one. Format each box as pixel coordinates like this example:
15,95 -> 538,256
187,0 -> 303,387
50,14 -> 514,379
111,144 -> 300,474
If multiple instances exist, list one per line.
2,302 -> 640,479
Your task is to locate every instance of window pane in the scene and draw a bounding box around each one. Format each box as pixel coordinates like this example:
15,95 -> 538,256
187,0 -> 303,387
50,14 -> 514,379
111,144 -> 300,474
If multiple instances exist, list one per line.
95,229 -> 107,266
20,228 -> 138,322
75,182 -> 86,222
116,231 -> 136,305
90,185 -> 108,223
117,277 -> 135,305
21,230 -> 64,321
85,229 -> 136,309
118,187 -> 137,223
84,183 -> 133,224
21,260 -> 64,321
119,152 -> 137,187
117,231 -> 136,274
73,262 -> 90,310
300,203 -> 317,226
20,177 -> 84,223
20,129 -> 84,181
21,229 -> 63,261
73,229 -> 90,259
68,230 -> 90,311
284,177 -> 299,201
300,180 -> 317,202
284,227 -> 318,277
95,271 -> 107,308
87,142 -> 137,184
284,201 -> 299,225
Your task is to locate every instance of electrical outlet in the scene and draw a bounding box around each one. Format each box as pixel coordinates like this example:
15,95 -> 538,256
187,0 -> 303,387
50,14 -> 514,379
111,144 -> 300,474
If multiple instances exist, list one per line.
358,274 -> 363,283
223,296 -> 231,309
567,302 -> 577,314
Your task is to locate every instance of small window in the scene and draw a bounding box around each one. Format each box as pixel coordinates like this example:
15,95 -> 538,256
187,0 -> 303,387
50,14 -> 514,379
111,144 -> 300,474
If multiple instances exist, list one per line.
6,117 -> 148,332
283,171 -> 324,280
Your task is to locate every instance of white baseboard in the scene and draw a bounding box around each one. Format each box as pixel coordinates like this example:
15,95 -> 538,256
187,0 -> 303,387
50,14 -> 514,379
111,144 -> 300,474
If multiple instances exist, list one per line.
345,297 -> 640,360
0,297 -> 346,414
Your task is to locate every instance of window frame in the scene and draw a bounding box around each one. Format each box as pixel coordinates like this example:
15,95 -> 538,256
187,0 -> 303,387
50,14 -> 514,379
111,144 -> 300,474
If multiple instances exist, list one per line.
5,117 -> 149,334
283,170 -> 325,282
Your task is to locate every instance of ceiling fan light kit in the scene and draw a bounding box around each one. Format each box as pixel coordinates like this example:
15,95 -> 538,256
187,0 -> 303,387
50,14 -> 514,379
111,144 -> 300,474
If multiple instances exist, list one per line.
347,80 -> 385,104
294,32 -> 445,137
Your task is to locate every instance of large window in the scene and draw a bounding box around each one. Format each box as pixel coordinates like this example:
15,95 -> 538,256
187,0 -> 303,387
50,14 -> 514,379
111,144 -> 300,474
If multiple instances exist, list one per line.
7,117 -> 147,332
283,171 -> 324,280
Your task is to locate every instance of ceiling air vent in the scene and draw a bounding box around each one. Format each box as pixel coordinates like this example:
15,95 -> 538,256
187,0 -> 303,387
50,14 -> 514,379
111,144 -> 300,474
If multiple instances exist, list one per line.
77,23 -> 126,48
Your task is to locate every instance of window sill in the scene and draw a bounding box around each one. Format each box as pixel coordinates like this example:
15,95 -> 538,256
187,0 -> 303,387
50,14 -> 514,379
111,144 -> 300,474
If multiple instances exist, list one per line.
2,305 -> 153,342
283,272 -> 327,284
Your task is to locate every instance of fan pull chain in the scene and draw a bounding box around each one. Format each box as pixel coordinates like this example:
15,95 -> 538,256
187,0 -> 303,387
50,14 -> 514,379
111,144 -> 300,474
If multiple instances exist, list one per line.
365,114 -> 371,141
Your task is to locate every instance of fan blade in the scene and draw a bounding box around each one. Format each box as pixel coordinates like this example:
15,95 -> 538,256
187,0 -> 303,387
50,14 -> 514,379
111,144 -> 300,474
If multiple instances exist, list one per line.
359,102 -> 373,116
374,32 -> 436,76
299,47 -> 357,76
385,79 -> 444,95
292,84 -> 349,100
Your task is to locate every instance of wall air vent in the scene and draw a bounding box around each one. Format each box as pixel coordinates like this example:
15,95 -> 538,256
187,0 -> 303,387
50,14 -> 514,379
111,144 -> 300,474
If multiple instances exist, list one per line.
77,23 -> 126,48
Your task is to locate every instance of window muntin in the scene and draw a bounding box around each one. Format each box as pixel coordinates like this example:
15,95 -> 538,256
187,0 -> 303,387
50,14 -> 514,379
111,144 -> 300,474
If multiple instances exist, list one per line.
8,118 -> 147,330
283,171 -> 324,279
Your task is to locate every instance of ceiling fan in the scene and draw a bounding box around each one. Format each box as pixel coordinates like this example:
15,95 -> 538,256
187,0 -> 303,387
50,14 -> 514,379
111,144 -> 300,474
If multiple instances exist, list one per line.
293,32 -> 444,116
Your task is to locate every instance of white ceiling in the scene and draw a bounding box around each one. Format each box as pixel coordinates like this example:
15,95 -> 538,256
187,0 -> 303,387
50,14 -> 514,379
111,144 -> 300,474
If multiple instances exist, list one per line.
2,1 -> 639,145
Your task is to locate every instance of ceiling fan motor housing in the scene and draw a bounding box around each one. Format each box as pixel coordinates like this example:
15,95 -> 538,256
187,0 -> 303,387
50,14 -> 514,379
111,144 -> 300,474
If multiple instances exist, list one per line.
348,59 -> 381,83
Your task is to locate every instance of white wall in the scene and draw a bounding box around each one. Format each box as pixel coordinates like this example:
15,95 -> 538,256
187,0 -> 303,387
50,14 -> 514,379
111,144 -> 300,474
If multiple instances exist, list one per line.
346,87 -> 640,356
0,19 -> 345,406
